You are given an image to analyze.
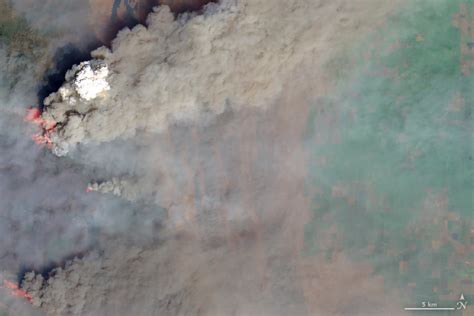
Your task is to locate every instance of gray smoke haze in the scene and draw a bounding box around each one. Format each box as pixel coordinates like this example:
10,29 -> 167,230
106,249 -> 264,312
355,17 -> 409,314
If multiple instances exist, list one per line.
0,0 -> 419,315
0,2 -> 120,314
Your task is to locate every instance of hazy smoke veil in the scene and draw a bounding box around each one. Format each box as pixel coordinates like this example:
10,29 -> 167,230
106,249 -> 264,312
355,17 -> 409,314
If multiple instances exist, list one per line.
0,51 -> 102,271
0,2 -> 131,313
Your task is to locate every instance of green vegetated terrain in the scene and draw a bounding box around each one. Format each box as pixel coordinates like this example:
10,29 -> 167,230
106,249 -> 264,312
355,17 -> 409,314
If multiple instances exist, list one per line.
305,0 -> 473,313
0,0 -> 52,98
0,0 -> 45,57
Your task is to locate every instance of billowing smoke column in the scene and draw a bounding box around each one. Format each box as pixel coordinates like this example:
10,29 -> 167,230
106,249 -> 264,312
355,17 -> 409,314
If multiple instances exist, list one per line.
39,0 -> 398,155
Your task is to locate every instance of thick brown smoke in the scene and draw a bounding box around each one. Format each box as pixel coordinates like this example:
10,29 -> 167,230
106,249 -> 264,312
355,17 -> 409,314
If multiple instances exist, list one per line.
0,0 -> 414,314
16,1 -> 408,315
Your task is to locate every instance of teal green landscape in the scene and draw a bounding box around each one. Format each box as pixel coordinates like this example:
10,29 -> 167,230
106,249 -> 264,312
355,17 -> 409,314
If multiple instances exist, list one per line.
304,0 -> 473,312
0,1 -> 45,57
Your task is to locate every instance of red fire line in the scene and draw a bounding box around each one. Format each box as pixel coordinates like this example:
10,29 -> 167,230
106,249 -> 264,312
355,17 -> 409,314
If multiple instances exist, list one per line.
0,278 -> 33,302
24,107 -> 57,148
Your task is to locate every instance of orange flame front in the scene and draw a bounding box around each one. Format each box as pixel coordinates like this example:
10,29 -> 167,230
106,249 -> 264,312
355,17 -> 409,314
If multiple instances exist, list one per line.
0,278 -> 33,302
25,108 -> 57,148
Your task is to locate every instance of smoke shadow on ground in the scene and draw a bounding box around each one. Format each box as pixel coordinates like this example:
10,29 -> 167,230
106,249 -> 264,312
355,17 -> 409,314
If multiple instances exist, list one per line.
100,1 -> 217,44
158,0 -> 217,14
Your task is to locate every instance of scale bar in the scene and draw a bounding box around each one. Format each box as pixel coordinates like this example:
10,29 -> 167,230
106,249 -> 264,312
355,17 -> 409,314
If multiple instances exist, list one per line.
404,307 -> 455,311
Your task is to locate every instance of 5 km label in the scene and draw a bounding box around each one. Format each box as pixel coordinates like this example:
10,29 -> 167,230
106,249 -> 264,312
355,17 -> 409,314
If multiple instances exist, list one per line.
404,294 -> 468,312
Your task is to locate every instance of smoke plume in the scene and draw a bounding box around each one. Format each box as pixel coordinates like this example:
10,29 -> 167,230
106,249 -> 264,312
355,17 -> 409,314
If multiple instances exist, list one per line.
2,0 -> 471,315
17,0 -> 404,315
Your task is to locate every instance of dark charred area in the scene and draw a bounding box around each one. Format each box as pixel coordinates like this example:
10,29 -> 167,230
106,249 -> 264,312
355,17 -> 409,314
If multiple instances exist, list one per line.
17,250 -> 93,283
158,0 -> 216,14
101,1 -> 216,44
